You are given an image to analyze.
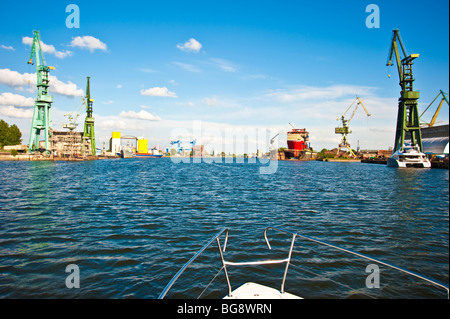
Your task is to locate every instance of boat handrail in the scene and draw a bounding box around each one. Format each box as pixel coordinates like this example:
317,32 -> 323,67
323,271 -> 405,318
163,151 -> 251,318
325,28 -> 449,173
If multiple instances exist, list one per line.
158,227 -> 229,299
159,226 -> 449,299
265,226 -> 449,298
158,226 -> 297,298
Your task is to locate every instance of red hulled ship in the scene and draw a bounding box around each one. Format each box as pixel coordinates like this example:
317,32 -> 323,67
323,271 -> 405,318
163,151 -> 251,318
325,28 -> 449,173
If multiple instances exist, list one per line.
287,128 -> 310,151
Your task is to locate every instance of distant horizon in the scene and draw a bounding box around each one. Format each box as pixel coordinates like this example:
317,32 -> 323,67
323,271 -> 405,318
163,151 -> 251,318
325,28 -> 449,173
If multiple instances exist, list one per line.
1,0 -> 448,154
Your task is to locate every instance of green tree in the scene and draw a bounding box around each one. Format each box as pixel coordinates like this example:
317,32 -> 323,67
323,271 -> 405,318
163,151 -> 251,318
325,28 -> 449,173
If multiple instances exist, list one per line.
317,148 -> 327,157
0,119 -> 8,147
7,124 -> 22,145
0,120 -> 23,148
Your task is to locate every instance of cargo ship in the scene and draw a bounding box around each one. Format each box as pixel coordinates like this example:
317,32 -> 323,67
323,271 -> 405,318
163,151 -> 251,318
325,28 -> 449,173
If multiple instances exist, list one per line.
287,125 -> 310,151
135,149 -> 162,158
135,138 -> 162,158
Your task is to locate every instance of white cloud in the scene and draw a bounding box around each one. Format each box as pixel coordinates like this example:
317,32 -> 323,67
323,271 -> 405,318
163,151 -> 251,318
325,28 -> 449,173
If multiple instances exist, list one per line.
0,105 -> 33,118
22,36 -> 72,59
0,92 -> 34,107
140,86 -> 177,98
0,68 -> 84,97
119,110 -> 162,121
137,68 -> 157,73
1,44 -> 15,51
266,84 -> 377,103
203,97 -> 221,106
172,62 -> 201,73
70,36 -> 107,52
176,38 -> 202,53
210,58 -> 237,72
116,84 -> 122,89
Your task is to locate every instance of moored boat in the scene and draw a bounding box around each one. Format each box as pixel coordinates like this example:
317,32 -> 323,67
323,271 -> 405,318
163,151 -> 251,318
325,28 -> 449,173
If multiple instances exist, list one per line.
287,128 -> 309,151
387,143 -> 431,168
135,149 -> 162,158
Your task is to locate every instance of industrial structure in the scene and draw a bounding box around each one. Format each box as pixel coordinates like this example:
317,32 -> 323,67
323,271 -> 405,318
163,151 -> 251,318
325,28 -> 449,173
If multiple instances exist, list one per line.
24,31 -> 97,160
83,77 -> 96,156
53,77 -> 96,159
335,96 -> 371,157
386,29 -> 424,154
109,132 -> 162,158
49,130 -> 86,158
419,90 -> 448,128
386,29 -> 431,168
168,139 -> 198,156
27,30 -> 55,153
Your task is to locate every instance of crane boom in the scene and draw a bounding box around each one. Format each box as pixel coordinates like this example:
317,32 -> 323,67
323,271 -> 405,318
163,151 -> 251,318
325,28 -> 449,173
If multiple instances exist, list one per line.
387,30 -> 409,84
419,90 -> 449,127
347,96 -> 371,124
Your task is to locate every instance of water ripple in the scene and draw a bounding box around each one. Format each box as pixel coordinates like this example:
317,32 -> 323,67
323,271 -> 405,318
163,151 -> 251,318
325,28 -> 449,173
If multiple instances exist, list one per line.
0,159 -> 448,298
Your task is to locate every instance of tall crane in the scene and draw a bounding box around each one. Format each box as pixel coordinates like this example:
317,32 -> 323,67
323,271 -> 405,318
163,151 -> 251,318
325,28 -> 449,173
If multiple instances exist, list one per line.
83,77 -> 96,156
386,29 -> 423,154
27,30 -> 55,153
335,96 -> 371,157
419,90 -> 449,128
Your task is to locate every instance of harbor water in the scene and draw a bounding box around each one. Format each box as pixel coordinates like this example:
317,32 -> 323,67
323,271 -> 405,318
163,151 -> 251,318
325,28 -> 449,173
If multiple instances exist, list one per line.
0,158 -> 448,298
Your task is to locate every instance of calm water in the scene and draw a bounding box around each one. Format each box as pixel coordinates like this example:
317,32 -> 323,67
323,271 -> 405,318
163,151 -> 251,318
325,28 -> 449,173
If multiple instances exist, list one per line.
0,158 -> 448,299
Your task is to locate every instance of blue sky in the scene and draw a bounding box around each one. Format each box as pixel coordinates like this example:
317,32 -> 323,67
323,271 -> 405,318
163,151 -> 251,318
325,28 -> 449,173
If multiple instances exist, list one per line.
0,0 -> 448,153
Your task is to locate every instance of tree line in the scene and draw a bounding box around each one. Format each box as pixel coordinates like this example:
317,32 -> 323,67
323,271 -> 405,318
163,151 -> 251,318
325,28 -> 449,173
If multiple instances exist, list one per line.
0,119 -> 22,148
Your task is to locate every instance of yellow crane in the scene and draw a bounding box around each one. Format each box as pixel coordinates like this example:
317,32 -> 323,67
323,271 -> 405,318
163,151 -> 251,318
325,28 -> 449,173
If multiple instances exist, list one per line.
419,90 -> 448,128
335,96 -> 371,157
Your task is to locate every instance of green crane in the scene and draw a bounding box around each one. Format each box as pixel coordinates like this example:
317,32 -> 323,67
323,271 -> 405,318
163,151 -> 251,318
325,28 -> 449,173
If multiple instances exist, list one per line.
83,76 -> 96,156
386,29 -> 423,154
27,30 -> 55,153
335,96 -> 371,157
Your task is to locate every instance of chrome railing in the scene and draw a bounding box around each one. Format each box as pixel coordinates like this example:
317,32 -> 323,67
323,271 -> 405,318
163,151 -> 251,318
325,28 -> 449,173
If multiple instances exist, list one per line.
159,226 -> 449,299
158,227 -> 229,299
265,226 -> 449,298
158,226 -> 297,299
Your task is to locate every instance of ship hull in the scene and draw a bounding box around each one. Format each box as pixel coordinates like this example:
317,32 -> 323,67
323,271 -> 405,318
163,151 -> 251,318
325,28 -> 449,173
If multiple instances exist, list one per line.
287,140 -> 306,150
135,153 -> 162,158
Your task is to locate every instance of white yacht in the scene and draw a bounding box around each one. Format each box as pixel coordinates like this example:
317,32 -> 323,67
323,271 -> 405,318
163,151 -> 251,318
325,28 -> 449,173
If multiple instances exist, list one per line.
387,143 -> 431,168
